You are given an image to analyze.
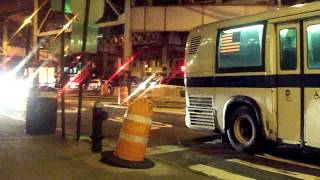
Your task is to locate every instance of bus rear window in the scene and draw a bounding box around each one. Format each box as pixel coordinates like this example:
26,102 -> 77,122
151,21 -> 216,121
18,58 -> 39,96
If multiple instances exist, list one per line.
217,24 -> 264,71
307,24 -> 320,69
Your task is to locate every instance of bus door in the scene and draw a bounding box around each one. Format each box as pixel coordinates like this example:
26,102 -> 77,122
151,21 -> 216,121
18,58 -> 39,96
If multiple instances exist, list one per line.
276,23 -> 301,143
303,20 -> 320,148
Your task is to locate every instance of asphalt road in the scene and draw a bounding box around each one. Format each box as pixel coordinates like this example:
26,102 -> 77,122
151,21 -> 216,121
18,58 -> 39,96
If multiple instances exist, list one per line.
56,99 -> 320,180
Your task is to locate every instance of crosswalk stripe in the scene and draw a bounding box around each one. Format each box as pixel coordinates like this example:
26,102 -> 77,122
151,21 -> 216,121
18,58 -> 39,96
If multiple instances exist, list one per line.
227,159 -> 320,180
189,164 -> 255,180
147,145 -> 189,155
256,154 -> 320,170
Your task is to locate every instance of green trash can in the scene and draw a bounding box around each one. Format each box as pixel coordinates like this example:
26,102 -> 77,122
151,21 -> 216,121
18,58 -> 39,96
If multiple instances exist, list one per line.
26,86 -> 58,134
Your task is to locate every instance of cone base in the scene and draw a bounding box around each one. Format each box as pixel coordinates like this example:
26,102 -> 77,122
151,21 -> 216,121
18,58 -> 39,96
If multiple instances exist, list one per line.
101,151 -> 155,169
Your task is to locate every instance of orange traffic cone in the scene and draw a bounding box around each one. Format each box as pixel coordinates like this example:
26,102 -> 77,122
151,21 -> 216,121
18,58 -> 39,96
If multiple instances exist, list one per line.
101,97 -> 154,169
100,80 -> 110,96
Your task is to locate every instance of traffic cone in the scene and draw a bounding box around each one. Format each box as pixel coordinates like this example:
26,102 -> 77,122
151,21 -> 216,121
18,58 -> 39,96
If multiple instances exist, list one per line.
118,85 -> 129,105
101,97 -> 155,169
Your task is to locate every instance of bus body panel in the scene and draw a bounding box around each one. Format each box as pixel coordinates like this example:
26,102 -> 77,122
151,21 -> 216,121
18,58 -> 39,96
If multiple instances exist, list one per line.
185,2 -> 320,149
304,88 -> 320,148
302,19 -> 320,148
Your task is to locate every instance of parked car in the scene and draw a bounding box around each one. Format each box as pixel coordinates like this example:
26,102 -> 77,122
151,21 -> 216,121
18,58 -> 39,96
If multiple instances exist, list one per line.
146,76 -> 185,101
109,76 -> 141,87
101,76 -> 141,96
86,79 -> 101,91
65,81 -> 79,90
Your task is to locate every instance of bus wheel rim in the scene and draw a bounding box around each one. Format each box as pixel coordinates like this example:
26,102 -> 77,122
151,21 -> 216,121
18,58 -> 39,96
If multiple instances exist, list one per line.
233,116 -> 251,145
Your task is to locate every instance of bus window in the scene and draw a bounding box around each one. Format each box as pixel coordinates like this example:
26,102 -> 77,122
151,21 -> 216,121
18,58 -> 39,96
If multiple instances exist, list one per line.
217,24 -> 264,71
279,28 -> 297,70
307,24 -> 320,69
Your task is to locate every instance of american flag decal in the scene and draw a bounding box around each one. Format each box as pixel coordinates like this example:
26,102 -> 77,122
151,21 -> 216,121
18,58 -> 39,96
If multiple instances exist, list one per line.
220,32 -> 241,54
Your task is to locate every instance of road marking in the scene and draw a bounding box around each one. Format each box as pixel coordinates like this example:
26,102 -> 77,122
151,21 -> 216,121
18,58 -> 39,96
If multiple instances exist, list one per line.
102,104 -> 185,115
147,145 -> 189,155
57,108 -> 87,113
79,136 -> 92,141
227,159 -> 320,180
108,116 -> 173,130
189,164 -> 254,180
256,154 -> 320,170
65,99 -> 97,103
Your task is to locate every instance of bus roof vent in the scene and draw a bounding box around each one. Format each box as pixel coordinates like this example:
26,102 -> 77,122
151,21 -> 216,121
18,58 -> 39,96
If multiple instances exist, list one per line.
188,36 -> 202,55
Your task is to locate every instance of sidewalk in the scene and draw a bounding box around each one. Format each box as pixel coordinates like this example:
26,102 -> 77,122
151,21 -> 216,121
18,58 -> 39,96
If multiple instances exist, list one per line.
0,118 -> 203,180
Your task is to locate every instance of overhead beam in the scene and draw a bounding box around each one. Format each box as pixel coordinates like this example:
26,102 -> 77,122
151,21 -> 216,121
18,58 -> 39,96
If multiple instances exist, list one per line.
38,28 -> 72,37
105,0 -> 120,17
96,19 -> 124,28
38,8 -> 52,33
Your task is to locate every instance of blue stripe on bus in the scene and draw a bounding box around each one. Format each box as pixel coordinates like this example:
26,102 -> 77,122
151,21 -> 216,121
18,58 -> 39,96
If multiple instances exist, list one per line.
186,74 -> 320,88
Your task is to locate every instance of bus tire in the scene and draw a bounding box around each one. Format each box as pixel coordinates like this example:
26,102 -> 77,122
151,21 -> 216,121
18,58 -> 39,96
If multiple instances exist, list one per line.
227,106 -> 260,152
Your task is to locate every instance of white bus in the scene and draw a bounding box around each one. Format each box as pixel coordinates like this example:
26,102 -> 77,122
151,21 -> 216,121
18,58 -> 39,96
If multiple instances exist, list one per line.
185,2 -> 320,152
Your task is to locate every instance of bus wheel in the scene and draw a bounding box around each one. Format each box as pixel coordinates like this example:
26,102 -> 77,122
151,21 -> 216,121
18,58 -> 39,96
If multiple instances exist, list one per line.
227,106 -> 259,152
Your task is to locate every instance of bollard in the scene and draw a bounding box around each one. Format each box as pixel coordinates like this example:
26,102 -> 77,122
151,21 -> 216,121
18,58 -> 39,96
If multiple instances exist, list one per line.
101,97 -> 155,169
90,101 -> 108,153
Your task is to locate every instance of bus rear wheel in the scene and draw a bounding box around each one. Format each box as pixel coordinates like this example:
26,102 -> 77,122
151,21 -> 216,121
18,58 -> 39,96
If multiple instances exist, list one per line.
227,106 -> 260,152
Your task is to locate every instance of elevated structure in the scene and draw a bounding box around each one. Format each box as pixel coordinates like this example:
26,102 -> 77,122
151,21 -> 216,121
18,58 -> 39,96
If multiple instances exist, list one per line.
130,5 -> 274,32
97,2 -> 275,78
2,0 -> 310,79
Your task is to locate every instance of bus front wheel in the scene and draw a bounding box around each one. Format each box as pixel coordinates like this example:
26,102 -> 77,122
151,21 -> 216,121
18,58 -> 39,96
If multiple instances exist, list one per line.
227,106 -> 260,152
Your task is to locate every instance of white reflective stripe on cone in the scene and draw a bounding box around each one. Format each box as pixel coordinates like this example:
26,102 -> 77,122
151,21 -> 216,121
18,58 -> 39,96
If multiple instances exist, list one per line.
119,131 -> 148,144
126,113 -> 152,125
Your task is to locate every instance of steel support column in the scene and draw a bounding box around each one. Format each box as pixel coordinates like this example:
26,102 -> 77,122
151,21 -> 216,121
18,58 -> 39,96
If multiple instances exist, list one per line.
124,0 -> 132,62
2,19 -> 8,56
119,0 -> 132,104
277,0 -> 281,8
147,0 -> 153,6
33,0 -> 39,63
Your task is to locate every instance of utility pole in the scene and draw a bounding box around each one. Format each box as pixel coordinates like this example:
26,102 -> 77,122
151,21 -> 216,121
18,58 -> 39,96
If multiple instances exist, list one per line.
76,0 -> 91,142
61,0 -> 66,139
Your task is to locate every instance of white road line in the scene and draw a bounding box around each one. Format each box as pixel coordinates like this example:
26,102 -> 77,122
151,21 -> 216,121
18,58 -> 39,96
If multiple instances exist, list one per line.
57,108 -> 87,113
256,154 -> 320,170
108,117 -> 173,130
147,145 -> 189,155
189,164 -> 255,180
227,159 -> 320,180
65,100 -> 96,103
